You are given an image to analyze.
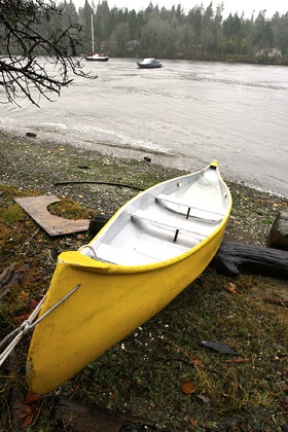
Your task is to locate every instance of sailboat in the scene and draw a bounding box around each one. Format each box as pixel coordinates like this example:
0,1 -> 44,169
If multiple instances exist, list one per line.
85,14 -> 109,62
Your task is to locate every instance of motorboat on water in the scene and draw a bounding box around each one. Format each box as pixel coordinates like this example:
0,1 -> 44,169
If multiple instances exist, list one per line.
85,52 -> 109,62
137,58 -> 162,69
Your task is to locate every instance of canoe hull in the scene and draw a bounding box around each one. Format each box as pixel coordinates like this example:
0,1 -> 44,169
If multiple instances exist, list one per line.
27,228 -> 224,394
26,161 -> 232,394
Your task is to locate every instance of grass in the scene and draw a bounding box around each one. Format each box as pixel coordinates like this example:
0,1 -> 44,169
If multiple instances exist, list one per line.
1,133 -> 288,431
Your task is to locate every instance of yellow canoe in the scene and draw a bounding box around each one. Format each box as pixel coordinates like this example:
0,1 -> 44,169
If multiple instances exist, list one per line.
26,161 -> 232,395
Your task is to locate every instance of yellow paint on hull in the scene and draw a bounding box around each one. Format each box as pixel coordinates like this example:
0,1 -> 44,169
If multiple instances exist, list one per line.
26,162 -> 232,395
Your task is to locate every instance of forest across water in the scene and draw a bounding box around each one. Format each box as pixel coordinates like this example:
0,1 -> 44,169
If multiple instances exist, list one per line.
8,1 -> 288,65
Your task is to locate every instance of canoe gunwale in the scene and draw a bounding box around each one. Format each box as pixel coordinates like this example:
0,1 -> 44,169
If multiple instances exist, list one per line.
59,216 -> 228,274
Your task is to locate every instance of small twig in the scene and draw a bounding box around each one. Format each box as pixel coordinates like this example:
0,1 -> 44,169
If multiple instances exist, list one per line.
18,227 -> 40,252
0,264 -> 28,301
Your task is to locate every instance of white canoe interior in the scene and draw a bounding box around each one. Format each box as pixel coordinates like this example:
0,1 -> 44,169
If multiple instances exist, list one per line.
81,163 -> 231,266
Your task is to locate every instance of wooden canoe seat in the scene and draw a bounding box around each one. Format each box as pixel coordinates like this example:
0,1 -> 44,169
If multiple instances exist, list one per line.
155,194 -> 224,223
132,209 -> 205,241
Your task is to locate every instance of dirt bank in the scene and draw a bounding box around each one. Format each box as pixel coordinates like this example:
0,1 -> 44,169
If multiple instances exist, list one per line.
1,130 -> 287,245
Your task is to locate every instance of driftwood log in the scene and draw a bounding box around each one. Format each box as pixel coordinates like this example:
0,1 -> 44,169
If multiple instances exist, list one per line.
89,215 -> 288,280
211,241 -> 288,279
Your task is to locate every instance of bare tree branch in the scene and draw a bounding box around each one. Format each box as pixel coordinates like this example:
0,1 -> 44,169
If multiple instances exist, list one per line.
0,0 -> 96,106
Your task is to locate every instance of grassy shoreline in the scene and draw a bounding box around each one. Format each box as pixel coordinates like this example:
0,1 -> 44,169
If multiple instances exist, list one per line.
1,131 -> 288,431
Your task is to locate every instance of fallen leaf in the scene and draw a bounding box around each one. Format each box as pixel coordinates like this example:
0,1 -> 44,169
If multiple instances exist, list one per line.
14,403 -> 31,419
190,418 -> 197,428
14,392 -> 43,428
223,282 -> 237,294
264,298 -> 288,307
29,299 -> 41,309
181,381 -> 195,395
273,202 -> 283,207
76,233 -> 86,240
25,391 -> 44,404
200,341 -> 239,355
15,403 -> 38,427
22,411 -> 37,428
192,355 -> 205,367
14,314 -> 29,325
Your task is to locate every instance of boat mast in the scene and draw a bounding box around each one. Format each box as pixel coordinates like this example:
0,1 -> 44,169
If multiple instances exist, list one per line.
91,14 -> 94,53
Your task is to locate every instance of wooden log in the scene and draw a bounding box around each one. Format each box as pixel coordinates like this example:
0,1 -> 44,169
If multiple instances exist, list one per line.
89,214 -> 113,236
267,211 -> 288,251
55,398 -> 156,432
212,241 -> 288,279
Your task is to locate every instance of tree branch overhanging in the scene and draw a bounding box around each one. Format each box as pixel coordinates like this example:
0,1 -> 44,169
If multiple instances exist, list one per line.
0,0 -> 97,106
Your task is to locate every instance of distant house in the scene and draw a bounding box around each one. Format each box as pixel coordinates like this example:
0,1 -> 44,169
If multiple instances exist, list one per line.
126,40 -> 140,51
256,48 -> 282,57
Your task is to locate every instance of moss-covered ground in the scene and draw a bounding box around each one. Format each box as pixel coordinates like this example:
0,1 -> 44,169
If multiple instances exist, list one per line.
1,132 -> 288,431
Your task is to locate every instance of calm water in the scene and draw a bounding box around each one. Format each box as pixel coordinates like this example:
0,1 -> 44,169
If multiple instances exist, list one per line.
1,58 -> 288,196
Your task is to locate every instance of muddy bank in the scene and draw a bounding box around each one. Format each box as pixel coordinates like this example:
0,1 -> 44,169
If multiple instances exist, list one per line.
1,130 -> 287,246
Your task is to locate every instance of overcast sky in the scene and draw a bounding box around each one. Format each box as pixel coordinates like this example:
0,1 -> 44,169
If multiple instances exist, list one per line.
72,0 -> 288,18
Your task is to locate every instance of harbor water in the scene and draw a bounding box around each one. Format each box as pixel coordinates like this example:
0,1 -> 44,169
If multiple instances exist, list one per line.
1,58 -> 288,196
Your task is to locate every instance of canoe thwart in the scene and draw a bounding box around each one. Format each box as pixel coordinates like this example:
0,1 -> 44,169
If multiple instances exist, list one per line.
155,194 -> 224,222
132,209 -> 206,240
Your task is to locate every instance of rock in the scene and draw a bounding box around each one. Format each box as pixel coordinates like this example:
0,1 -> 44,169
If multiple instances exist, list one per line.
26,132 -> 37,138
143,156 -> 151,162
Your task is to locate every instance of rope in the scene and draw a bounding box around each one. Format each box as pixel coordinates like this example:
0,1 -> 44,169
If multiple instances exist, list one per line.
0,283 -> 81,367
